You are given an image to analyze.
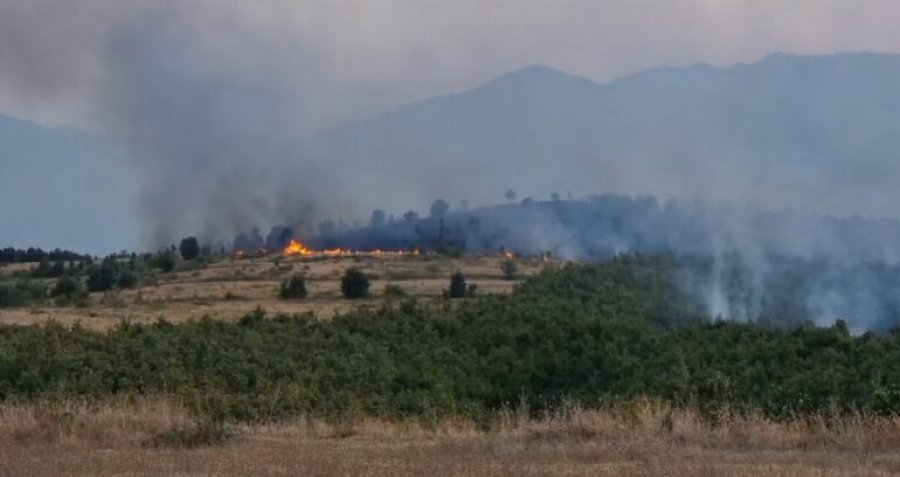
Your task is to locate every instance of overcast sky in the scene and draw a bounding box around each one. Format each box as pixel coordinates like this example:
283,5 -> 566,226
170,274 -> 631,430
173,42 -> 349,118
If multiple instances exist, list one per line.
4,1 -> 900,253
3,0 -> 900,132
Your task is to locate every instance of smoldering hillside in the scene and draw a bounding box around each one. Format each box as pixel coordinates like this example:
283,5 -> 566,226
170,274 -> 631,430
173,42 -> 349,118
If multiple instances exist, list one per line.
4,2 -> 900,331
295,195 -> 900,332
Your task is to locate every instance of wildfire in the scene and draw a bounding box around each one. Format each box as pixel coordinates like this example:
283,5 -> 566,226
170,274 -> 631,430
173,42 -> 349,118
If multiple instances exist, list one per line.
281,239 -> 425,258
283,239 -> 314,256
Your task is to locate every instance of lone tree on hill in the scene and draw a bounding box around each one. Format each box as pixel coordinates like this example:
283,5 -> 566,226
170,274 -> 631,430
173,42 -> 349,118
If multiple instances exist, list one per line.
370,209 -> 387,227
504,189 -> 517,202
449,271 -> 468,298
430,199 -> 450,219
403,210 -> 420,222
179,236 -> 200,261
341,268 -> 370,299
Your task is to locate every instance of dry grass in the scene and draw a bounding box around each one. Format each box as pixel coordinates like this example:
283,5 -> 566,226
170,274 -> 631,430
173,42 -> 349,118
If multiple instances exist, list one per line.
2,399 -> 898,476
0,254 -> 543,329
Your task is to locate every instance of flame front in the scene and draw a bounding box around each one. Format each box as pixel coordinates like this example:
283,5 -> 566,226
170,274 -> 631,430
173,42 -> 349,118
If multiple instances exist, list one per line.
284,239 -> 314,256
281,239 -> 424,258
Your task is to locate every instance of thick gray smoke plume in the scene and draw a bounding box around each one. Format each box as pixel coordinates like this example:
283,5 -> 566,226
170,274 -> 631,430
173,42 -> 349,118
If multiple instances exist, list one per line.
0,1 -> 356,247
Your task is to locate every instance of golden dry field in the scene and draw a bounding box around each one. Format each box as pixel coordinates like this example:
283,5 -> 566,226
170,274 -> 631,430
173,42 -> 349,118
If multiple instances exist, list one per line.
0,253 -> 542,329
1,398 -> 898,477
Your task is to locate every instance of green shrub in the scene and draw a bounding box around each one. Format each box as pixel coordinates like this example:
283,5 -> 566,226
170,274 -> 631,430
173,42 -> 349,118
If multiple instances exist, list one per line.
152,252 -> 177,273
341,268 -> 370,299
179,237 -> 201,261
86,266 -> 117,292
0,280 -> 47,307
50,277 -> 83,299
117,270 -> 138,289
449,271 -> 467,298
279,274 -> 308,300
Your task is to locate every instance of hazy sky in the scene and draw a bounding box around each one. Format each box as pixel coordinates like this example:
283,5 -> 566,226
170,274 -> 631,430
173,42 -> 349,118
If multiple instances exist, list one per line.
3,0 -> 900,132
4,0 -> 900,253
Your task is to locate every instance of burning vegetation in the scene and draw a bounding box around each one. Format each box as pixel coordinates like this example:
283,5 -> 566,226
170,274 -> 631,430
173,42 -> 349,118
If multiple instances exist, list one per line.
281,239 -> 421,258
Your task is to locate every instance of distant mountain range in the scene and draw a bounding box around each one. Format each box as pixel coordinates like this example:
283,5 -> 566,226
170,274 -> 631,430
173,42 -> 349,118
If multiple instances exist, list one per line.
0,114 -> 138,253
6,51 -> 900,252
310,52 -> 900,218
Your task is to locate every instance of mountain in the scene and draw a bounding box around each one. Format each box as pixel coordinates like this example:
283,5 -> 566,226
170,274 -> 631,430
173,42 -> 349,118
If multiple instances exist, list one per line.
0,114 -> 138,253
309,52 -> 900,219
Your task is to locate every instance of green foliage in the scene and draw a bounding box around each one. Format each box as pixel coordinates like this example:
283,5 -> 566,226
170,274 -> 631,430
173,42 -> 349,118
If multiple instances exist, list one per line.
151,252 -> 177,273
279,274 -> 308,300
1,255 -> 900,425
50,277 -> 84,300
341,268 -> 370,299
449,271 -> 467,298
117,270 -> 138,289
0,280 -> 47,307
86,266 -> 117,292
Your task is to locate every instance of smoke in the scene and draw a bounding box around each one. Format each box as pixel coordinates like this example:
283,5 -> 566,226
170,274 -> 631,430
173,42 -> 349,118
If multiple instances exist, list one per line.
0,1 -> 358,247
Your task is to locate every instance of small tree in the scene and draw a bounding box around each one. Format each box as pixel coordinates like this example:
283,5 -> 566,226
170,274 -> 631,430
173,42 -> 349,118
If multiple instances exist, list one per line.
152,252 -> 176,272
117,270 -> 138,289
500,260 -> 518,280
504,189 -> 517,202
430,199 -> 450,219
179,236 -> 201,261
341,268 -> 370,299
86,266 -> 116,292
449,271 -> 467,298
279,274 -> 308,299
51,276 -> 82,299
403,210 -> 420,223
370,209 -> 387,227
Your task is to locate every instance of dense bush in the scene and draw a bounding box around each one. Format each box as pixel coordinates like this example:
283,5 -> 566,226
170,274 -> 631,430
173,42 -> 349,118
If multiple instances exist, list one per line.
341,268 -> 370,299
86,266 -> 117,292
1,254 -> 900,424
50,277 -> 82,298
449,271 -> 467,298
0,281 -> 46,307
279,275 -> 308,300
179,237 -> 201,261
151,252 -> 177,273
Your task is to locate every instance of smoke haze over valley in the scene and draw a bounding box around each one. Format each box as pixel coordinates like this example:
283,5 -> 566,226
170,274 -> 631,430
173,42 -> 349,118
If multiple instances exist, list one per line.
6,1 -> 900,329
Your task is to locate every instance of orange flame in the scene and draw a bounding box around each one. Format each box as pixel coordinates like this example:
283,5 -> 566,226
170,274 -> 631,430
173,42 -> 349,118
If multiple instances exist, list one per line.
281,240 -> 424,258
283,239 -> 314,256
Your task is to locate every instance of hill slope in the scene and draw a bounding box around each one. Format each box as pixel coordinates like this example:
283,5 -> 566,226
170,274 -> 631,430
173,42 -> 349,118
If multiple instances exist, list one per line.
0,114 -> 138,253
310,52 -> 900,218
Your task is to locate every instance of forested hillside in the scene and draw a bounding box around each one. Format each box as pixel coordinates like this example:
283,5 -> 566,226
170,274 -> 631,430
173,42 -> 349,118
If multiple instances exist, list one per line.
2,255 -> 898,423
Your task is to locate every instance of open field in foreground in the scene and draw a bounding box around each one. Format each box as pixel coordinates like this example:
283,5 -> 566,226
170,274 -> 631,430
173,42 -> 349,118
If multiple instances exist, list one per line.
2,399 -> 899,476
0,254 -> 542,329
